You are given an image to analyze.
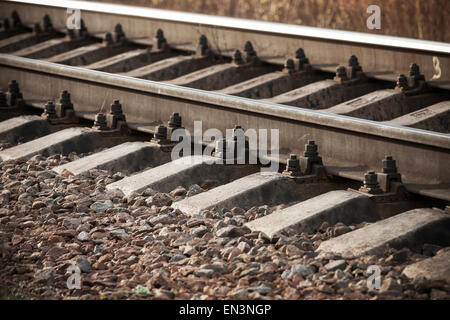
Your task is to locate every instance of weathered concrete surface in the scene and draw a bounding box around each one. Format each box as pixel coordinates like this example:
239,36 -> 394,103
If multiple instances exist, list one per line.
402,250 -> 450,283
172,172 -> 299,216
0,115 -> 50,144
317,208 -> 450,258
266,79 -> 381,109
52,141 -> 171,176
0,127 -> 107,161
385,101 -> 450,133
325,90 -> 447,121
245,190 -> 378,238
12,37 -> 96,59
106,155 -> 257,196
0,32 -> 59,53
85,49 -> 176,73
123,55 -> 218,81
218,71 -> 321,99
167,63 -> 277,91
46,43 -> 135,66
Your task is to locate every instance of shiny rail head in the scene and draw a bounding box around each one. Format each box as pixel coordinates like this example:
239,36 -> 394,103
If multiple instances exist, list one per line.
3,0 -> 450,54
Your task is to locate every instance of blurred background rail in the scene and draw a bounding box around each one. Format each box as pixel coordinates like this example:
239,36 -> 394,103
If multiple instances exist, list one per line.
86,0 -> 450,43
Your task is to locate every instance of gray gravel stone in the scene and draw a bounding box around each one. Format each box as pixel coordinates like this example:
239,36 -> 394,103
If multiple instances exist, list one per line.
90,200 -> 113,212
77,231 -> 90,242
282,264 -> 315,279
76,257 -> 91,273
216,226 -> 247,238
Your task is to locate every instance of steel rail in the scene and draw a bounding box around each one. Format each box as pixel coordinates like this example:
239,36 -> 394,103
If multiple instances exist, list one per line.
1,0 -> 449,87
1,54 -> 449,201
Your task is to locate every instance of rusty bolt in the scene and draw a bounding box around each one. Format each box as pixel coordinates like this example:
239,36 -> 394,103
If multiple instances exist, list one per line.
60,90 -> 71,104
66,27 -> 75,39
197,35 -> 209,56
199,34 -> 208,48
114,23 -> 125,42
44,101 -> 56,117
244,40 -> 256,61
382,155 -> 398,174
284,58 -> 295,71
156,28 -> 164,39
304,140 -> 318,158
8,80 -> 22,106
296,48 -> 309,70
168,112 -> 182,128
348,55 -> 359,67
12,11 -> 21,28
0,92 -> 8,108
296,48 -> 306,60
58,90 -> 73,116
286,154 -> 301,175
348,55 -> 363,78
409,63 -> 420,77
336,66 -> 347,80
244,40 -> 254,53
363,171 -> 379,188
396,74 -> 408,90
79,19 -> 87,36
114,23 -> 123,34
59,90 -> 73,108
155,28 -> 167,49
110,99 -> 123,116
33,23 -> 42,34
154,124 -> 168,140
103,32 -> 113,45
94,113 -> 107,130
3,19 -> 10,31
43,14 -> 52,32
8,80 -> 20,95
232,50 -> 244,65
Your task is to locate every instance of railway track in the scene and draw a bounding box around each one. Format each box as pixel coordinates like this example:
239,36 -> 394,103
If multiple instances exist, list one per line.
0,0 -> 449,300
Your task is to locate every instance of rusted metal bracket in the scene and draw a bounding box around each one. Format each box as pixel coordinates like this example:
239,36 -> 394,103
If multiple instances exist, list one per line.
395,63 -> 429,95
333,55 -> 367,86
41,90 -> 78,124
0,79 -> 26,121
282,140 -> 328,183
91,99 -> 129,136
352,156 -> 409,202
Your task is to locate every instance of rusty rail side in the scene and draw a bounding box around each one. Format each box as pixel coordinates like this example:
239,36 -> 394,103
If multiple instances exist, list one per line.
1,54 -> 449,201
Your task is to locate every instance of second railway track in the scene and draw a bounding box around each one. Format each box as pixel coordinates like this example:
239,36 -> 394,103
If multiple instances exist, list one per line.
0,0 -> 449,300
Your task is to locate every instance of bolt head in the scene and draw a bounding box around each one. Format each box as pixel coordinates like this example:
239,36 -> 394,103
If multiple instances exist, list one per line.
296,48 -> 305,59
199,35 -> 207,46
409,63 -> 420,76
114,23 -> 123,33
244,41 -> 253,52
233,50 -> 243,63
348,55 -> 359,67
156,28 -> 164,38
336,66 -> 347,78
284,58 -> 295,70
